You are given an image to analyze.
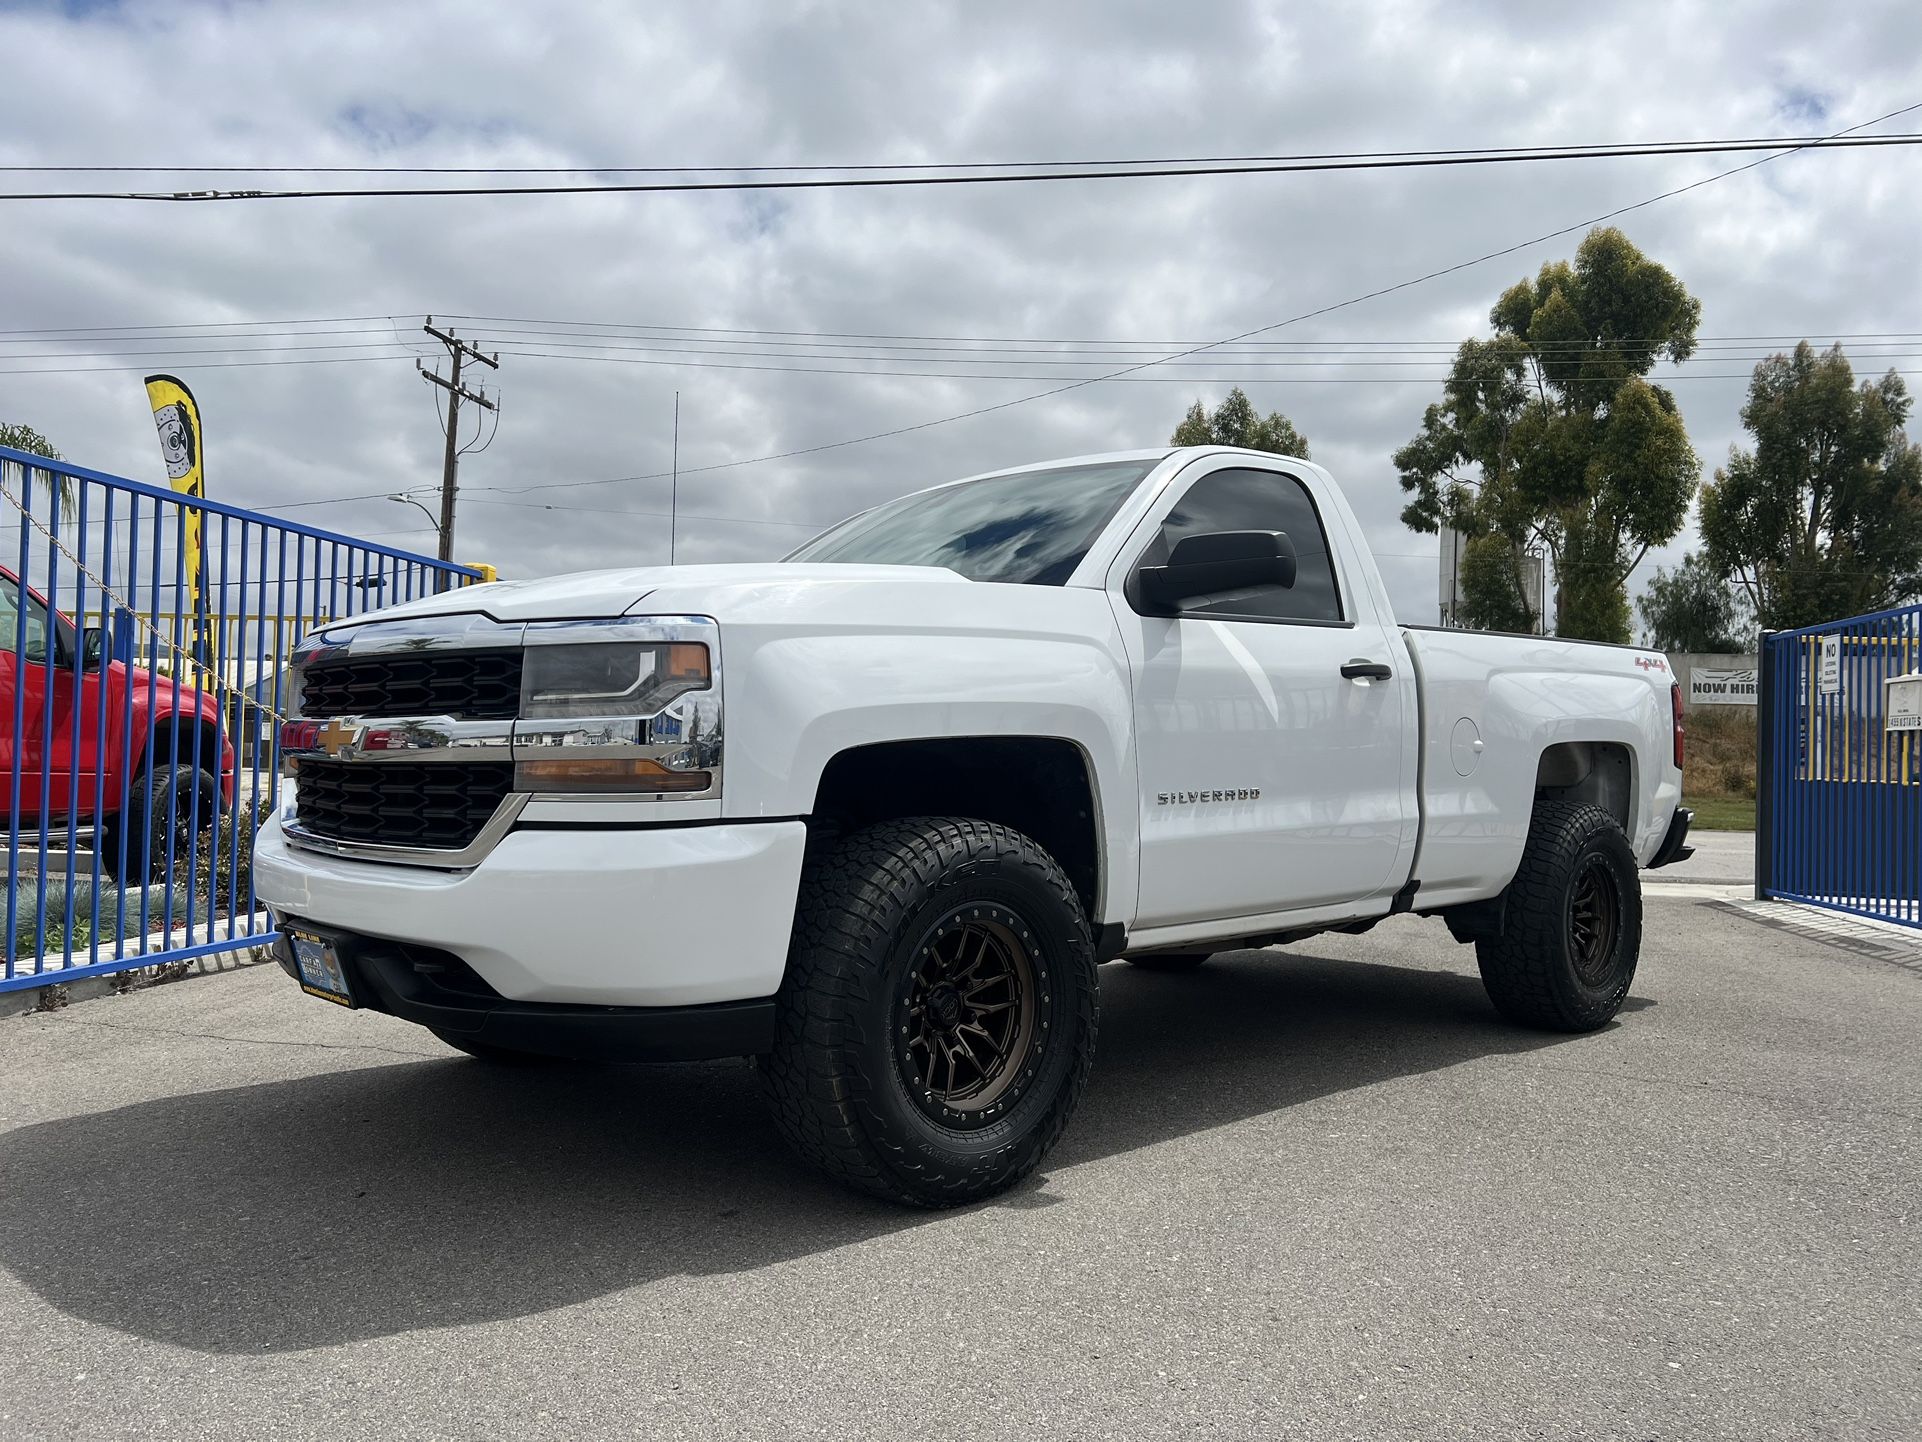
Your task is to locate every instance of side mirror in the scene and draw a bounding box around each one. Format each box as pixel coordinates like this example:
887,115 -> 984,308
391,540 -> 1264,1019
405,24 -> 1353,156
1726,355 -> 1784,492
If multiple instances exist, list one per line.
81,626 -> 107,670
1138,530 -> 1298,610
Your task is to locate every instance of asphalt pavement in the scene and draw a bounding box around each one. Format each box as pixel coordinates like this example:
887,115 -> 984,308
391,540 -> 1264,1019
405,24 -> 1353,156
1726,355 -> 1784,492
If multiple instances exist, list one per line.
0,885 -> 1916,1441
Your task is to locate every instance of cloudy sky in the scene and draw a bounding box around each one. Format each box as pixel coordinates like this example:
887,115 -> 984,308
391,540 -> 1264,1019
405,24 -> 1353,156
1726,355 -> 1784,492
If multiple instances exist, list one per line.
1,0 -> 1918,624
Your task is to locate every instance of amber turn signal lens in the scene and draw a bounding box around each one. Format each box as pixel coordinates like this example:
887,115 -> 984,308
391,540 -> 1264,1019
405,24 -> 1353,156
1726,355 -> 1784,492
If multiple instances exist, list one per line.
663,643 -> 710,683
514,757 -> 711,793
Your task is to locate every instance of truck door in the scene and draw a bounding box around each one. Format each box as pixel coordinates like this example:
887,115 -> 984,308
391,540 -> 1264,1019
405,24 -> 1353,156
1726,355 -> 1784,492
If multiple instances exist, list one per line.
1108,463 -> 1411,928
0,571 -> 101,821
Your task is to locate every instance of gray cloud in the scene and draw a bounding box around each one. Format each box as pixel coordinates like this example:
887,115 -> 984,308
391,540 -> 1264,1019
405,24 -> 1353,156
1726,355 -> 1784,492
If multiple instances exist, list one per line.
2,0 -> 1918,621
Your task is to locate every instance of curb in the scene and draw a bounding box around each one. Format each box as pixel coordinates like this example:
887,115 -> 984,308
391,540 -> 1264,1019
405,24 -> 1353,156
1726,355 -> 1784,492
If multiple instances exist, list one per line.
0,946 -> 273,1018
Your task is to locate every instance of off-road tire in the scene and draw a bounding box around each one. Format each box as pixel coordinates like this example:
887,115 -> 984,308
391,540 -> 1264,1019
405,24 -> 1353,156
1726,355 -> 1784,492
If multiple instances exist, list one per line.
760,816 -> 1099,1207
100,762 -> 218,885
1475,800 -> 1641,1032
429,1028 -> 558,1064
1125,952 -> 1211,971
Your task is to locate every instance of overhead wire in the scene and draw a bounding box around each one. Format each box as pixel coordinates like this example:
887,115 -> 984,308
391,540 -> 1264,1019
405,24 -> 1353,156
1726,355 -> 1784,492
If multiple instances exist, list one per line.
18,104 -> 1921,528
451,97 -> 1922,499
2,133 -> 1907,175
1,311 -> 1917,351
4,133 -> 1918,201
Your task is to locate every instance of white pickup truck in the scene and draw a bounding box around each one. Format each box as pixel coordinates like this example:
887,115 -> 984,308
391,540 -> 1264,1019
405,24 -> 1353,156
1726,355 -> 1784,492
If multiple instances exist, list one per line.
256,446 -> 1694,1205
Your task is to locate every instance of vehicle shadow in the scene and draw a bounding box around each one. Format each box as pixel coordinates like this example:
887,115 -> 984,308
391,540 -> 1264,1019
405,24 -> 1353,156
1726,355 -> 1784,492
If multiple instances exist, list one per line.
0,949 -> 1632,1354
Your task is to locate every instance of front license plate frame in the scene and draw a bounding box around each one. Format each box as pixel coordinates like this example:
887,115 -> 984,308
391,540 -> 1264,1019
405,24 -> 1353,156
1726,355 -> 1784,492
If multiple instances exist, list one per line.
289,927 -> 355,1008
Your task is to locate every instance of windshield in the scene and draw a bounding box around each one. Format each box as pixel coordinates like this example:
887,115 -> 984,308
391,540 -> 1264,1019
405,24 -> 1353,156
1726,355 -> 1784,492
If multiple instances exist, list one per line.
785,459 -> 1157,585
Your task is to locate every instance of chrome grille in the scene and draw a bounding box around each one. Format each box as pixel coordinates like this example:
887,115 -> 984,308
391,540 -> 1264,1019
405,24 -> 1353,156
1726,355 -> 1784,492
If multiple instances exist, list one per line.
299,651 -> 522,720
293,760 -> 513,851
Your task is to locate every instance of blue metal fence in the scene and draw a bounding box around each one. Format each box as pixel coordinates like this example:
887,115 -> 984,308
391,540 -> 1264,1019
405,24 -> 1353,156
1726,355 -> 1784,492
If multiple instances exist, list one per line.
1756,601 -> 1922,929
0,444 -> 479,993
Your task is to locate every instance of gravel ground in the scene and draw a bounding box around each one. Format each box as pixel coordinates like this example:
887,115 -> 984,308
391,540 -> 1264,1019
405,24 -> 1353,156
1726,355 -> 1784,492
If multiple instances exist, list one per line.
0,890 -> 1915,1441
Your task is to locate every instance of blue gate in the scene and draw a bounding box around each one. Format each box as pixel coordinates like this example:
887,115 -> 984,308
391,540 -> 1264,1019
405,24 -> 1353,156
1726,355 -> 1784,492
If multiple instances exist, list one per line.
1756,602 -> 1922,928
1,444 -> 480,993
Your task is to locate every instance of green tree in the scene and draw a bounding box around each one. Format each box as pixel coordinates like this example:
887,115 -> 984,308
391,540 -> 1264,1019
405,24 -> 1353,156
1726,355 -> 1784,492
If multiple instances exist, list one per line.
1697,341 -> 1922,631
1455,533 -> 1541,632
1171,386 -> 1310,458
1638,551 -> 1753,652
1395,226 -> 1701,642
0,421 -> 72,517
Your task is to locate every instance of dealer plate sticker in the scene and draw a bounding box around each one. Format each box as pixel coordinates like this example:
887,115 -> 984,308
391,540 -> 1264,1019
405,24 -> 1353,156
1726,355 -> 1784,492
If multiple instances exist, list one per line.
291,930 -> 354,1008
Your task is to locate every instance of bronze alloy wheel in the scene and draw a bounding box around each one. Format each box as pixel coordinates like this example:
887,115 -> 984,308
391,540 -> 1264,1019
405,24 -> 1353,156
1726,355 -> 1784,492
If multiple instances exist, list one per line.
1567,853 -> 1622,986
763,816 -> 1100,1204
896,904 -> 1044,1129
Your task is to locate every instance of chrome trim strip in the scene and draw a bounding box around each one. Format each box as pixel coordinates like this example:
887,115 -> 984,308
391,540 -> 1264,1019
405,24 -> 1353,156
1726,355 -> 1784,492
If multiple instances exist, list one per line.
283,792 -> 532,870
282,717 -> 514,764
523,615 -> 717,646
294,612 -> 526,660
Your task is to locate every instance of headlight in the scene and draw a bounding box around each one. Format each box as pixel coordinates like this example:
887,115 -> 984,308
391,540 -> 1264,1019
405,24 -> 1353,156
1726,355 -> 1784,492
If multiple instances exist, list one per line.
512,620 -> 721,797
520,642 -> 710,719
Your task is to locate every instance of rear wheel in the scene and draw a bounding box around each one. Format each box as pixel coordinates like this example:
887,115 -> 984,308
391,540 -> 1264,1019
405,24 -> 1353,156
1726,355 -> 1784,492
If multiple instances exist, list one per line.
761,816 -> 1099,1207
1475,800 -> 1641,1032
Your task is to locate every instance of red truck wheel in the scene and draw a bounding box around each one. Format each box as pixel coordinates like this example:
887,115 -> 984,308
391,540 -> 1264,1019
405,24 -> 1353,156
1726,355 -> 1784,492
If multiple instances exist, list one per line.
99,764 -> 218,886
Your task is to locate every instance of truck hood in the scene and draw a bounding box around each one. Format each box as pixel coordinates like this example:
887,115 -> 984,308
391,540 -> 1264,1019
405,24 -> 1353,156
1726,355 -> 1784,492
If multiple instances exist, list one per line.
323,562 -> 968,630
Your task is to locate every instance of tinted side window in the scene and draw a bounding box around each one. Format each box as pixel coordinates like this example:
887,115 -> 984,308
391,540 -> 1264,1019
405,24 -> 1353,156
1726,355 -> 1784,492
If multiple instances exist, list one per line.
0,577 -> 50,663
1141,468 -> 1344,622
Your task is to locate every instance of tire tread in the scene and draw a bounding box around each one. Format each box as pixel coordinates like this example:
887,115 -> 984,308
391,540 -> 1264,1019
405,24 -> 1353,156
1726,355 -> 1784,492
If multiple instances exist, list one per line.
1475,799 -> 1641,1033
760,816 -> 1098,1207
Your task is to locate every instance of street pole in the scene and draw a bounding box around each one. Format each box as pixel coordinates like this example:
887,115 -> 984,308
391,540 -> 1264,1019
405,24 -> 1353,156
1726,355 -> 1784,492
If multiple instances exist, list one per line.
670,390 -> 680,566
419,317 -> 499,565
435,343 -> 464,563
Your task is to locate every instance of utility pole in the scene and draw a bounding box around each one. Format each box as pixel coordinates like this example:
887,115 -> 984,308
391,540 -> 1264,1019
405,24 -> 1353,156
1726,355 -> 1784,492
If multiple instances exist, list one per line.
669,390 -> 680,565
419,316 -> 498,563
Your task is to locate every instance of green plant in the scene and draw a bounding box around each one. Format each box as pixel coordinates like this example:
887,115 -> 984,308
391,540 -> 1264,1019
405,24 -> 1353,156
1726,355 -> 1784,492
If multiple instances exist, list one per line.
196,798 -> 275,908
5,875 -> 192,958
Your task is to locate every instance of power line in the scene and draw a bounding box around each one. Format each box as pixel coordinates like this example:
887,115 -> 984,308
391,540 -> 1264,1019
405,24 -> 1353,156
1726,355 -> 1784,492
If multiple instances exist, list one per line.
0,353 -> 419,376
6,336 -> 1920,371
472,348 -> 1922,383
258,490 -> 828,531
4,133 -> 1918,202
459,497 -> 823,529
2,309 -> 1917,348
12,347 -> 1911,385
3,326 -> 1917,361
450,98 -> 1921,499
0,134 -> 1901,175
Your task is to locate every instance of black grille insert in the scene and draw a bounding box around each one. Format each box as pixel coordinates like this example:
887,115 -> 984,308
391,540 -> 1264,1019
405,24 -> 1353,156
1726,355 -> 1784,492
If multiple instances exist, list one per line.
293,761 -> 513,852
300,651 -> 522,720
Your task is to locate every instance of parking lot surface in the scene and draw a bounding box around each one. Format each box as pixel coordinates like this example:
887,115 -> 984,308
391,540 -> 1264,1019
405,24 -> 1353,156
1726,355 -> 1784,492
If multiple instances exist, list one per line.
0,893 -> 1916,1441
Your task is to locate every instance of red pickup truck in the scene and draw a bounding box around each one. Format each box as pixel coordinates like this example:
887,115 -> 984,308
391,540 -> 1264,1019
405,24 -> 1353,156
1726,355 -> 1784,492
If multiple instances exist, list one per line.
0,565 -> 235,882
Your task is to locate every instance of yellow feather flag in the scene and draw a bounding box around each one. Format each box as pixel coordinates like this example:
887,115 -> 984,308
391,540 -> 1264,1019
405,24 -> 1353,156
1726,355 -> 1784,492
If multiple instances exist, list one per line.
143,374 -> 213,665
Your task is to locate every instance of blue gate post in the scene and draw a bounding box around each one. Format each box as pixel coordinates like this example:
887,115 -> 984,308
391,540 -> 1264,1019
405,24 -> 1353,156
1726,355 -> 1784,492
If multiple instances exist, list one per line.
108,604 -> 136,666
1754,630 -> 1775,901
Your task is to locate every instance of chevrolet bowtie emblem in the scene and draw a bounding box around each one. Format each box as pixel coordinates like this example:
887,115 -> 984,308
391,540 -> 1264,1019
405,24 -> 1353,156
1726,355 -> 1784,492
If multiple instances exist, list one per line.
317,718 -> 360,758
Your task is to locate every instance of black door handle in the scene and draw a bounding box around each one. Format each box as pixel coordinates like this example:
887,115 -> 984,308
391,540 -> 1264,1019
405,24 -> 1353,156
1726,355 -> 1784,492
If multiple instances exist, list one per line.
1341,659 -> 1393,680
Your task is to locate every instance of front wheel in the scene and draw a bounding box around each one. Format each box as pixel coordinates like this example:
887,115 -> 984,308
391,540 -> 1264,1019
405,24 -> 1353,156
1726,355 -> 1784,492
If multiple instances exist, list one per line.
1475,800 -> 1642,1032
761,816 -> 1099,1207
